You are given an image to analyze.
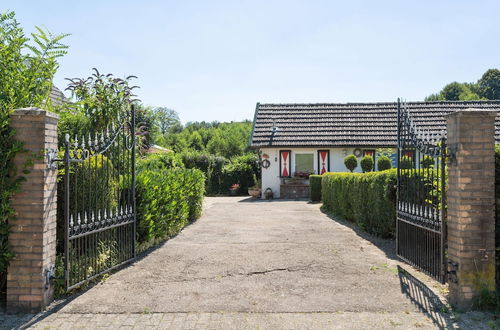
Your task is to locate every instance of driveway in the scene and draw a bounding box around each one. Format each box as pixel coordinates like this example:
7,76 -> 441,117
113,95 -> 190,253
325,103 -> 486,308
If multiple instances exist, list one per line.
15,197 -> 453,329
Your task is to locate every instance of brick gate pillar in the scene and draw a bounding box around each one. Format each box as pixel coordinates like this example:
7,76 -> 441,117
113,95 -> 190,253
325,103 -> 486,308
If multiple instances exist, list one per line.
7,108 -> 59,312
446,109 -> 497,310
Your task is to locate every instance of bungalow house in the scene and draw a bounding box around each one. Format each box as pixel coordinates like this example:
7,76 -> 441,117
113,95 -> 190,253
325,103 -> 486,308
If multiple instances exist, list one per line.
249,101 -> 500,199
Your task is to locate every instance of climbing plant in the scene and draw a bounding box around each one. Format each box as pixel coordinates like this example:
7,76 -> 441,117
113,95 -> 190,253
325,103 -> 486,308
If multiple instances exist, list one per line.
0,10 -> 68,288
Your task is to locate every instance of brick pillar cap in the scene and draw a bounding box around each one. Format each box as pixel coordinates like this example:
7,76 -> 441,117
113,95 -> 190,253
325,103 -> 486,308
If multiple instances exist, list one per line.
12,107 -> 59,120
445,108 -> 498,119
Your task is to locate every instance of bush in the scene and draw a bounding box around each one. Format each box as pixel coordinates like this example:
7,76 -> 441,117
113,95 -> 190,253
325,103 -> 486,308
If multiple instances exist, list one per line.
56,155 -> 120,253
222,154 -> 259,194
344,154 -> 358,172
399,156 -> 413,169
136,168 -> 205,245
310,175 -> 323,202
421,155 -> 434,169
377,155 -> 392,171
322,169 -> 397,237
360,156 -> 374,172
137,152 -> 184,172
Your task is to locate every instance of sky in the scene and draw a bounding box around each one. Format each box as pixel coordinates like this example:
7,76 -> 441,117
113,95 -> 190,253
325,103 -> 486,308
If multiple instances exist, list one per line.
4,0 -> 500,123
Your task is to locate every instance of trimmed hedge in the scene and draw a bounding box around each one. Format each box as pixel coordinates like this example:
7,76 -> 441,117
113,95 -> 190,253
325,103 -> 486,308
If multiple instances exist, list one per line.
322,169 -> 397,237
309,175 -> 323,202
136,168 -> 204,246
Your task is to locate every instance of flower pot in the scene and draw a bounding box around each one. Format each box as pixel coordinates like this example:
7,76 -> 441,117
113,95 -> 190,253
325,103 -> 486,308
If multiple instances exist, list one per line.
229,188 -> 238,196
248,187 -> 261,199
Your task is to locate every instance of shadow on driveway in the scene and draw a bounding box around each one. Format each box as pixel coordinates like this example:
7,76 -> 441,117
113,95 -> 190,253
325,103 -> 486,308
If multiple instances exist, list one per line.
397,266 -> 455,328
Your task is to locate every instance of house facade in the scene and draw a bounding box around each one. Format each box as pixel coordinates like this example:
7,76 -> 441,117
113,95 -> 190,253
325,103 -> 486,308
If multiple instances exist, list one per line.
249,101 -> 500,199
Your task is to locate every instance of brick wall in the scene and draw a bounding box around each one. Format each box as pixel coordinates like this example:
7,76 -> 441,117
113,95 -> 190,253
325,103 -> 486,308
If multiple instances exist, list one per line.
7,108 -> 58,312
446,109 -> 497,310
280,184 -> 310,199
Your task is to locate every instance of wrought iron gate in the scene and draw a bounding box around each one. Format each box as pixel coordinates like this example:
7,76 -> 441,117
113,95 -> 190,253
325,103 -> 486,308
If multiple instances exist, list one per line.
61,105 -> 136,291
396,100 -> 447,283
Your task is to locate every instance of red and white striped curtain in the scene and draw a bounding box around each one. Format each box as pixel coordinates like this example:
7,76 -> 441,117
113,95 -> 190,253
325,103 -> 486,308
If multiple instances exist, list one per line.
317,150 -> 330,174
279,150 -> 291,177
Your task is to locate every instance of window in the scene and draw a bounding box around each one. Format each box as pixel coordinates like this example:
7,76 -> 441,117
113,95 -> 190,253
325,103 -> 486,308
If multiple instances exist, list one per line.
295,153 -> 314,174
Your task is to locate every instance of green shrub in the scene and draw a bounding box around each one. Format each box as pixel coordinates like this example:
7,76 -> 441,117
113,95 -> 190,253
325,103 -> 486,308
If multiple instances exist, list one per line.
421,155 -> 434,169
322,169 -> 397,237
344,154 -> 358,172
377,155 -> 392,171
56,155 -> 120,253
360,156 -> 374,172
0,11 -> 68,287
137,152 -> 184,172
136,168 -> 205,245
222,154 -> 259,194
309,175 -> 323,202
399,156 -> 413,169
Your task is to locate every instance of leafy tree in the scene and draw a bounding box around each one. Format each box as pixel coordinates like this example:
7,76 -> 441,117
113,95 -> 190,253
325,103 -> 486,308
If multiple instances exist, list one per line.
478,69 -> 500,100
64,68 -> 138,132
0,10 -> 68,285
189,131 -> 204,151
154,107 -> 180,135
344,155 -> 358,172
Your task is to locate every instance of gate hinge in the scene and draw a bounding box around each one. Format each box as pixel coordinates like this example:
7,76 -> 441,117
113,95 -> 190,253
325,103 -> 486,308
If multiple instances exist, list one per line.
46,148 -> 63,170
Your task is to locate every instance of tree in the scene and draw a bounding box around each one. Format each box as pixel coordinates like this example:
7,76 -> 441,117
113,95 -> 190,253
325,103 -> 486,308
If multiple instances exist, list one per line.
441,82 -> 464,101
344,155 -> 358,172
478,69 -> 500,100
360,156 -> 374,172
0,10 -> 68,288
154,107 -> 180,135
189,131 -> 204,151
377,155 -> 392,171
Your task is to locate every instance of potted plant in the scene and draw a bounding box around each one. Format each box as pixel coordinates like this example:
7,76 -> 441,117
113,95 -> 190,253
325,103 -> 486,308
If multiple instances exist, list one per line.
229,183 -> 240,196
248,178 -> 261,199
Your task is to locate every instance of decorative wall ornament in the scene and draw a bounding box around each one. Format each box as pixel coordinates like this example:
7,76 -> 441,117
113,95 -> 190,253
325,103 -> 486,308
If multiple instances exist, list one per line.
261,159 -> 270,169
279,150 -> 291,177
353,148 -> 362,157
317,150 -> 330,174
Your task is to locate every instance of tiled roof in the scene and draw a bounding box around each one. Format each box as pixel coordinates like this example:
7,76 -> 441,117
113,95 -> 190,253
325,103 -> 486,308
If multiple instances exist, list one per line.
249,101 -> 500,148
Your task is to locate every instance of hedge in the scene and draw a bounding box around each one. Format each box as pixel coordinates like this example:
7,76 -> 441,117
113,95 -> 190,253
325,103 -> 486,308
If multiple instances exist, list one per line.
322,169 -> 397,237
180,151 -> 259,195
136,168 -> 205,247
309,175 -> 323,202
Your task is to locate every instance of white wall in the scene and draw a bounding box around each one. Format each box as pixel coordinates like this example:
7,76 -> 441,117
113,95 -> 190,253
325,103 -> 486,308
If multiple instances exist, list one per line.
259,147 -> 394,198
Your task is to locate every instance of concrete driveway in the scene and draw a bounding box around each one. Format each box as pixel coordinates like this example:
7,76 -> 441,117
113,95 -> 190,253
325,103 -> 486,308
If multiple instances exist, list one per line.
25,197 -> 453,329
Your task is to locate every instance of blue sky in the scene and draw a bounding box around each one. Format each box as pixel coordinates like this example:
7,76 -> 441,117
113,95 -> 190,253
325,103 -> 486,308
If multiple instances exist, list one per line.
4,1 -> 500,123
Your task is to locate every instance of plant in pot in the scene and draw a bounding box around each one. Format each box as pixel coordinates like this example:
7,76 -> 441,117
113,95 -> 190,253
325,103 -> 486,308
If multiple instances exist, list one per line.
229,183 -> 240,196
248,177 -> 261,199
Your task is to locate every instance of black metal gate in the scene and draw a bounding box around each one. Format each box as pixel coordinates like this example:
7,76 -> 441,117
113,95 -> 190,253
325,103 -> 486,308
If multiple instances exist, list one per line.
61,105 -> 136,291
396,99 -> 447,283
